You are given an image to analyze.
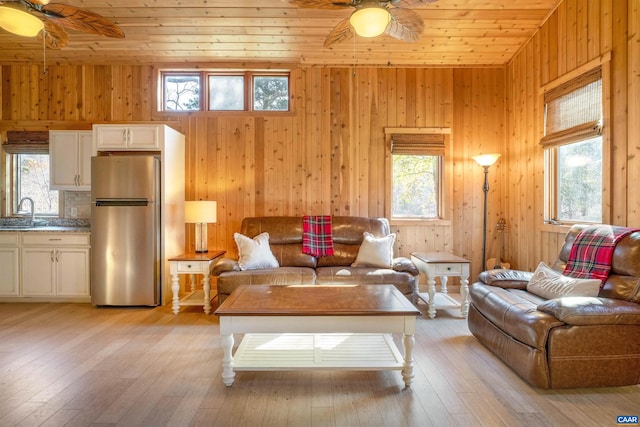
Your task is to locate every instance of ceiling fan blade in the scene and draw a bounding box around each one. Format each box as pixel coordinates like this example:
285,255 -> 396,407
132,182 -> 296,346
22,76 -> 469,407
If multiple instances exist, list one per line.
323,18 -> 354,47
390,0 -> 437,7
288,0 -> 353,10
40,19 -> 68,49
41,3 -> 124,38
386,8 -> 424,42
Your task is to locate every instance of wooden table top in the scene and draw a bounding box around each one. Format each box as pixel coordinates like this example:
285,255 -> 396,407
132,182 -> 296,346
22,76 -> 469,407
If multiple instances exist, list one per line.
168,250 -> 226,262
214,285 -> 420,317
411,251 -> 470,264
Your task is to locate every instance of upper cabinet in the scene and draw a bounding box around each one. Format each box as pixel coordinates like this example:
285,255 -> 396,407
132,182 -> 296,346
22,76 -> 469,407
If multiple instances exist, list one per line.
50,130 -> 93,191
94,125 -> 160,150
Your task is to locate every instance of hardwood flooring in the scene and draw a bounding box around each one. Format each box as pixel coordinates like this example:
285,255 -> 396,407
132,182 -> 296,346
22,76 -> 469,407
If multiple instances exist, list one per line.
1,300 -> 638,426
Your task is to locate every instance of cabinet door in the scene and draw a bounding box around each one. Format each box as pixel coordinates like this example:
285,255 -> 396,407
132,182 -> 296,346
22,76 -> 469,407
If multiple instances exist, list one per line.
0,247 -> 19,296
22,248 -> 55,296
77,132 -> 93,188
50,131 -> 79,190
56,248 -> 90,296
127,126 -> 160,149
95,126 -> 128,149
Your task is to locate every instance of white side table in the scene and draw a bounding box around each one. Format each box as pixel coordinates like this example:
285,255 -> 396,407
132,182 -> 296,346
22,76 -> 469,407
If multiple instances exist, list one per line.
411,252 -> 471,319
168,250 -> 226,314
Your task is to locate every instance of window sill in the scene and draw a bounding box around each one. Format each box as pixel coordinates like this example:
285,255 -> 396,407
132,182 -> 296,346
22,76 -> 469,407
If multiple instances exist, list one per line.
389,218 -> 452,227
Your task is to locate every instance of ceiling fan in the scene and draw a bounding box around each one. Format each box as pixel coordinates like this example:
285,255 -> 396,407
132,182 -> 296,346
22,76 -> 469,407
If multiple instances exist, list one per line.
288,0 -> 436,47
0,0 -> 124,49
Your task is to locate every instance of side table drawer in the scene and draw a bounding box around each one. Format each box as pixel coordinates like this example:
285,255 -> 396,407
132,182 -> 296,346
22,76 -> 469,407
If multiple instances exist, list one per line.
434,263 -> 463,275
176,261 -> 204,273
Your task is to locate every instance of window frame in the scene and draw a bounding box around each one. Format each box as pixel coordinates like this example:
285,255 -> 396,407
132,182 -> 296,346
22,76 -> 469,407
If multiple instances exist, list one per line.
384,127 -> 452,225
541,62 -> 610,226
7,153 -> 60,218
158,69 -> 291,114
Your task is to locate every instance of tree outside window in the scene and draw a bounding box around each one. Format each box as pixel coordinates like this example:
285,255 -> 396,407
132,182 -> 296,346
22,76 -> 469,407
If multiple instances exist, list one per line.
15,154 -> 59,216
392,155 -> 439,218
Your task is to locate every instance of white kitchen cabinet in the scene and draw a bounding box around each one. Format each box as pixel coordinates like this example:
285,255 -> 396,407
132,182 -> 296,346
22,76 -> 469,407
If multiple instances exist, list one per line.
50,130 -> 93,190
94,125 -> 160,150
0,233 -> 19,297
20,232 -> 90,299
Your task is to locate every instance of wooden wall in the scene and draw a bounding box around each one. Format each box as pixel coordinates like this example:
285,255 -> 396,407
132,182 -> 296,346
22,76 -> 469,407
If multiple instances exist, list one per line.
505,0 -> 639,271
0,64 -> 505,282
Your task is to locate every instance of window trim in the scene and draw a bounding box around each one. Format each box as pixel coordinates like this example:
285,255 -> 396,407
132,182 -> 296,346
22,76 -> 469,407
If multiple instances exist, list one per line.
157,68 -> 292,114
541,59 -> 611,225
384,127 -> 452,225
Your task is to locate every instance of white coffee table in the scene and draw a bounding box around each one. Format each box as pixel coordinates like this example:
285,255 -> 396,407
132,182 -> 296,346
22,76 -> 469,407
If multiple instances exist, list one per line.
214,284 -> 420,388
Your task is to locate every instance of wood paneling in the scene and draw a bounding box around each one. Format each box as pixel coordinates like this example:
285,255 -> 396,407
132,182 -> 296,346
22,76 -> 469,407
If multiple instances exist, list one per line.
0,62 -> 504,281
506,0 -> 638,271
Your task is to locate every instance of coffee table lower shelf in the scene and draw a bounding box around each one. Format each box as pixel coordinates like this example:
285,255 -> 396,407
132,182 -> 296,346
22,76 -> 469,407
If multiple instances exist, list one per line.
233,333 -> 405,370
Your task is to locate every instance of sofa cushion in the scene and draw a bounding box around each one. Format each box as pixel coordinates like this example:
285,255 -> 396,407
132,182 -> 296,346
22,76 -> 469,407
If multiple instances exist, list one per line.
234,232 -> 279,270
469,283 -> 564,349
351,232 -> 395,268
315,266 -> 417,296
526,262 -> 601,300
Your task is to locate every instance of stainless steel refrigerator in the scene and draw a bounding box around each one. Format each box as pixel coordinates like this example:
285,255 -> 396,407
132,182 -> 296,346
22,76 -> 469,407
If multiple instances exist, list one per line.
91,155 -> 161,306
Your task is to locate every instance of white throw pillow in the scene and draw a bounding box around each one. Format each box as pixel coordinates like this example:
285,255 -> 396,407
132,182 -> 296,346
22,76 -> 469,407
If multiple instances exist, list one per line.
351,232 -> 395,268
526,262 -> 601,300
234,232 -> 279,270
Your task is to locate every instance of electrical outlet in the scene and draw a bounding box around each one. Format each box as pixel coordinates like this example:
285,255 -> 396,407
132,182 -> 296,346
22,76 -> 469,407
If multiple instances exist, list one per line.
70,207 -> 78,218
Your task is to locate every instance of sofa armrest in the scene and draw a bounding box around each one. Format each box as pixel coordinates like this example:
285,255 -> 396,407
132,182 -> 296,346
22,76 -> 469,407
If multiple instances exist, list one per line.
211,257 -> 240,276
478,269 -> 533,289
392,256 -> 419,276
537,297 -> 640,326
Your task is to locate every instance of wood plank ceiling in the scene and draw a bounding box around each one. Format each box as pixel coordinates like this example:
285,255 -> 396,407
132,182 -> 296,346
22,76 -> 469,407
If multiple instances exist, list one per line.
0,0 -> 561,66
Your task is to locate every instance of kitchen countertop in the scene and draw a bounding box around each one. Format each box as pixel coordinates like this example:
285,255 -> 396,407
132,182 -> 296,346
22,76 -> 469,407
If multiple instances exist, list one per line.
0,226 -> 90,233
0,218 -> 90,233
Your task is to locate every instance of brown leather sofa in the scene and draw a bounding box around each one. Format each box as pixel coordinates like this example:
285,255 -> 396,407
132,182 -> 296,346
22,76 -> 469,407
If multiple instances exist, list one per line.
211,216 -> 419,304
467,224 -> 640,389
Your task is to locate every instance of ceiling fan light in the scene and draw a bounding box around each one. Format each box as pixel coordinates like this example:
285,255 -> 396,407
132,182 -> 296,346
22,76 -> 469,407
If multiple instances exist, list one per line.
350,6 -> 391,38
0,6 -> 44,37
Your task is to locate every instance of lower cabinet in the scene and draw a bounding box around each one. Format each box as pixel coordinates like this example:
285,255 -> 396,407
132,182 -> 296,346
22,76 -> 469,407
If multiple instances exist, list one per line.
0,233 -> 19,296
0,232 -> 90,301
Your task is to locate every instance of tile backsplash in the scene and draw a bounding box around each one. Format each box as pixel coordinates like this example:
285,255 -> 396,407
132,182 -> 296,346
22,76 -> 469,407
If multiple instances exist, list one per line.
64,191 -> 91,219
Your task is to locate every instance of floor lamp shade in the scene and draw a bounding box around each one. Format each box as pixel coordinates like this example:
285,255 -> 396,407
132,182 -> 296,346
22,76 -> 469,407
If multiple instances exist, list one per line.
185,201 -> 217,253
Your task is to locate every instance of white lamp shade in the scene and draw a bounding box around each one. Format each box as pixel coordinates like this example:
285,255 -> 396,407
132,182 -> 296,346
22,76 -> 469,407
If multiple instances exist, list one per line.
349,6 -> 391,38
0,6 -> 44,37
185,201 -> 217,224
472,153 -> 501,167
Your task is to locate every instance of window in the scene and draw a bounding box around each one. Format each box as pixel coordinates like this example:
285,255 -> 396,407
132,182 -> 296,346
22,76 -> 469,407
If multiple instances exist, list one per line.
387,131 -> 445,220
10,154 -> 59,216
163,73 -> 201,111
542,67 -> 603,223
159,70 -> 289,112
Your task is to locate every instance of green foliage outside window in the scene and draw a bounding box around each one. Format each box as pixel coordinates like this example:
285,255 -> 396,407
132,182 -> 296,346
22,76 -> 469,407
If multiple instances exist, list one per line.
253,76 -> 289,111
392,155 -> 439,218
557,137 -> 602,222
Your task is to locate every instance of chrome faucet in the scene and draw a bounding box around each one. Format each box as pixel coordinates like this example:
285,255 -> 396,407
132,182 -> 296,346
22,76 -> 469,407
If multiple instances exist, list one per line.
17,197 -> 35,226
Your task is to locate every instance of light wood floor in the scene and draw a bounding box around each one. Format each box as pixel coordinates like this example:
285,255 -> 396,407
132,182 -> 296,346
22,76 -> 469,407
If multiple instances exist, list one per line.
1,299 -> 638,427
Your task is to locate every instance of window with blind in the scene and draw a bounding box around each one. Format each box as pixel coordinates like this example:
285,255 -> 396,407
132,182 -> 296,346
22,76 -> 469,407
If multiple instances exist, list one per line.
3,131 -> 59,216
543,67 -> 603,223
389,132 -> 445,219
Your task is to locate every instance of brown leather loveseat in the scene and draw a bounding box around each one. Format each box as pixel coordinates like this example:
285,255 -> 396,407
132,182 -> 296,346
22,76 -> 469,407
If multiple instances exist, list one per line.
468,224 -> 640,389
211,216 -> 419,304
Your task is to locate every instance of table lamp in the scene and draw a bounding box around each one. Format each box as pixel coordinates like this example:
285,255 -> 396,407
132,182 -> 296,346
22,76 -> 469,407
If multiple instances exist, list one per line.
185,200 -> 217,253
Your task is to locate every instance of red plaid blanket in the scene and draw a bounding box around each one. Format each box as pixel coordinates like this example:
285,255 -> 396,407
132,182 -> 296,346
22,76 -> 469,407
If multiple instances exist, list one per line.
564,225 -> 638,284
302,215 -> 334,257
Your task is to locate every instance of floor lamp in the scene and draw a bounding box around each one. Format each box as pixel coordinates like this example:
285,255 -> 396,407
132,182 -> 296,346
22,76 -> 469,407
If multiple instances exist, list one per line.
472,154 -> 501,271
